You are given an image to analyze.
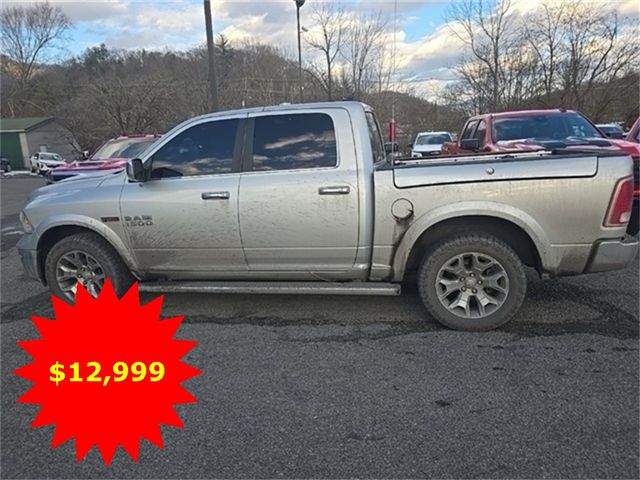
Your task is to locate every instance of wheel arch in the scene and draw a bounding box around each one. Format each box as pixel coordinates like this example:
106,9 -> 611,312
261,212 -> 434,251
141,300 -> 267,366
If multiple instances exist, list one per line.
35,216 -> 138,284
392,204 -> 552,282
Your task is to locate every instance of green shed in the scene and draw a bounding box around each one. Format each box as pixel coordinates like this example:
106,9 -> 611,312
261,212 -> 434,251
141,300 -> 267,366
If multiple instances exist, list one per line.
0,117 -> 78,170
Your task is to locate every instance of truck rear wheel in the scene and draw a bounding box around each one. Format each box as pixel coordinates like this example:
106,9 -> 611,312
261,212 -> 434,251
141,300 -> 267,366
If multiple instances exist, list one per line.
417,234 -> 526,331
44,232 -> 134,303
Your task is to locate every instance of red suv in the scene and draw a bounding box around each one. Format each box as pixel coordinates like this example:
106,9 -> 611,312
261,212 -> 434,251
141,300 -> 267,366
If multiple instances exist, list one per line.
48,135 -> 161,183
442,109 -> 639,234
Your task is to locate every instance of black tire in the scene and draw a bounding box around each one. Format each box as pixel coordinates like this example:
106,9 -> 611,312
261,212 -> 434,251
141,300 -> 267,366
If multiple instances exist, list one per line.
31,166 -> 36,173
44,232 -> 134,302
417,234 -> 527,331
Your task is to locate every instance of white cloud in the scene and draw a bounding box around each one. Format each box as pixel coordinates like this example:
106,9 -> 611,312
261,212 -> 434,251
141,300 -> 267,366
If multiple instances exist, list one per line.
135,5 -> 202,31
618,0 -> 640,16
2,0 -> 129,22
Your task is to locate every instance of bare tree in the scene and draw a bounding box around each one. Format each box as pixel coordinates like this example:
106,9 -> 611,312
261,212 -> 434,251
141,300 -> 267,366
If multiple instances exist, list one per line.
305,2 -> 344,100
341,11 -> 387,99
522,2 -> 565,104
521,0 -> 638,117
446,0 -> 516,111
556,1 -> 638,116
1,1 -> 70,115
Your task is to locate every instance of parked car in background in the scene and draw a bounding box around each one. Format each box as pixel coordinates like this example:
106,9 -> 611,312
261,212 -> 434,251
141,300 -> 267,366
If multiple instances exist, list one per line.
626,118 -> 639,143
30,152 -> 66,174
47,135 -> 161,183
410,131 -> 453,158
442,109 -> 639,234
1,157 -> 11,174
17,102 -> 638,331
597,123 -> 625,139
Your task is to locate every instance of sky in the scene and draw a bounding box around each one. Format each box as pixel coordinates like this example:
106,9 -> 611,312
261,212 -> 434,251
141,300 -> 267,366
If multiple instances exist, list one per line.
4,0 -> 639,96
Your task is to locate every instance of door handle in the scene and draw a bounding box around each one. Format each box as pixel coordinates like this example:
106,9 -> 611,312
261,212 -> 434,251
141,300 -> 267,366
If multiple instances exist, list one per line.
201,191 -> 230,200
319,186 -> 350,195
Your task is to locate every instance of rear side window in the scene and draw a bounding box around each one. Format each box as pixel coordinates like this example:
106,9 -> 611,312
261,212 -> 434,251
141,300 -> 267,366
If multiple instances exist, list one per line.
151,119 -> 238,178
252,113 -> 337,171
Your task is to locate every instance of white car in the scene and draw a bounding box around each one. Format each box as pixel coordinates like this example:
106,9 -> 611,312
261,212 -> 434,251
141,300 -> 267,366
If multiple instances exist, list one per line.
30,152 -> 66,174
410,131 -> 453,158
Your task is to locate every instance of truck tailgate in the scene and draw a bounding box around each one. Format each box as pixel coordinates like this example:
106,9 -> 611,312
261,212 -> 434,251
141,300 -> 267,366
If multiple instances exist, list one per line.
393,155 -> 598,189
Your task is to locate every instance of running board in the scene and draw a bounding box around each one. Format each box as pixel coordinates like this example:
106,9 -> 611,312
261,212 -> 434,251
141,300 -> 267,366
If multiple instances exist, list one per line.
138,281 -> 401,296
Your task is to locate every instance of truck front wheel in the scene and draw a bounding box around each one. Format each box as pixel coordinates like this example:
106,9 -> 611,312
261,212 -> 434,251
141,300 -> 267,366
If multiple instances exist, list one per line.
418,234 -> 527,331
44,232 -> 134,303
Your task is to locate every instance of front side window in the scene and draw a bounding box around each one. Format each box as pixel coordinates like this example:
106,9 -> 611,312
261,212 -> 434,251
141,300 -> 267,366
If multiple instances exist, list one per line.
461,120 -> 478,140
474,120 -> 487,145
252,113 -> 337,171
151,119 -> 238,178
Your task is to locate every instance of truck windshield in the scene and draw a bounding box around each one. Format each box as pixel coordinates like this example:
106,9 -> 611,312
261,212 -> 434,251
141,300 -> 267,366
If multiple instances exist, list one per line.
40,153 -> 62,161
493,113 -> 603,142
90,138 -> 157,161
415,134 -> 451,145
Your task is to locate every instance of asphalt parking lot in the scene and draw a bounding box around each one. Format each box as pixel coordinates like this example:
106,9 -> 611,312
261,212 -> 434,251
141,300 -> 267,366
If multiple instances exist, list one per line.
1,175 -> 638,479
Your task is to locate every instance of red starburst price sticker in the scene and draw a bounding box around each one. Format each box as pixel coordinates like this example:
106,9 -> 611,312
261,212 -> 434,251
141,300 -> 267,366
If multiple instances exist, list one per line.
14,281 -> 200,465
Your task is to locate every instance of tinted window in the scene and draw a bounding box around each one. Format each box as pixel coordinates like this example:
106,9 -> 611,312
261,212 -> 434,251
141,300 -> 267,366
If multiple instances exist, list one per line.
461,120 -> 478,140
366,112 -> 385,164
252,113 -> 337,171
474,120 -> 486,145
151,120 -> 238,178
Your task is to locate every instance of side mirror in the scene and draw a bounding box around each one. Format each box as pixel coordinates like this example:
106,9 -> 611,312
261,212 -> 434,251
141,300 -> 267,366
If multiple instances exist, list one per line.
127,158 -> 148,182
460,138 -> 480,151
384,143 -> 392,154
82,150 -> 89,160
408,143 -> 413,149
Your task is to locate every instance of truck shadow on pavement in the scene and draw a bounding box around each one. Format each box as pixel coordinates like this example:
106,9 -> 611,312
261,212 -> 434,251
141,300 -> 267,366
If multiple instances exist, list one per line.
2,277 -> 637,341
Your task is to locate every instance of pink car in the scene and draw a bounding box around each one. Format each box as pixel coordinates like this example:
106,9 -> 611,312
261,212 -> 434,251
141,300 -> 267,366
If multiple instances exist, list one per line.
47,135 -> 161,183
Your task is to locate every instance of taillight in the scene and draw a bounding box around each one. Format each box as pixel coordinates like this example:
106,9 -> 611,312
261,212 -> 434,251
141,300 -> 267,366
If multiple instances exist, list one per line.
604,177 -> 633,227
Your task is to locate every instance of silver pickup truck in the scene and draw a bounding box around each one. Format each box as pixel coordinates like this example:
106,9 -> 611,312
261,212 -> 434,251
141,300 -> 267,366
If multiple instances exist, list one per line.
17,101 -> 638,331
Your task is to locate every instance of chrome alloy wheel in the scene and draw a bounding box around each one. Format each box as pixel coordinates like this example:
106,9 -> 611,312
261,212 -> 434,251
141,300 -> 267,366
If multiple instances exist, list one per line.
55,250 -> 106,300
435,252 -> 509,319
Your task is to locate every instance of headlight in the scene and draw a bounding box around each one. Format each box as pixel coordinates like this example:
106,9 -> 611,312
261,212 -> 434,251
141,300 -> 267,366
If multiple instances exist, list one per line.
19,211 -> 33,233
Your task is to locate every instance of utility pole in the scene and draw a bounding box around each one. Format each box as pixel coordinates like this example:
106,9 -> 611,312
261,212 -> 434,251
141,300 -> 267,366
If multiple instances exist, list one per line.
203,0 -> 219,111
294,0 -> 306,102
